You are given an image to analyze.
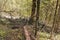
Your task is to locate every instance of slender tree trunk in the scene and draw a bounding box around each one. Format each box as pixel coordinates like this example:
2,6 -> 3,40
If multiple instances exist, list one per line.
34,0 -> 40,38
54,4 -> 60,34
29,0 -> 36,24
29,0 -> 40,38
50,0 -> 59,40
57,5 -> 60,26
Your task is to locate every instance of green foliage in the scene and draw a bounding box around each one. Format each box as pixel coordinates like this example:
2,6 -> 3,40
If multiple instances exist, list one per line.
0,0 -> 60,40
0,30 -> 6,37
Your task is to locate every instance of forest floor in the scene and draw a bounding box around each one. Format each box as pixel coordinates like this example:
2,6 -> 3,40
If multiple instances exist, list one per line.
0,24 -> 60,40
36,31 -> 60,40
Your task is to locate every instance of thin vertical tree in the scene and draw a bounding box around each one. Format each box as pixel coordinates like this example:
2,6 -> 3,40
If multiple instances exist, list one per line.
57,5 -> 60,27
34,0 -> 40,38
29,0 -> 40,38
29,0 -> 36,24
50,0 -> 59,40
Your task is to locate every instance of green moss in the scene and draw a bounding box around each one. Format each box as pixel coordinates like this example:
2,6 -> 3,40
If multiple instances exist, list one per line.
37,32 -> 50,40
40,32 -> 50,38
0,30 -> 6,37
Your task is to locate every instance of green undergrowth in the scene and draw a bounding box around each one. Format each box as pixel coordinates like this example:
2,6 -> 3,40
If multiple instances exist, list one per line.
37,32 -> 60,40
37,32 -> 50,40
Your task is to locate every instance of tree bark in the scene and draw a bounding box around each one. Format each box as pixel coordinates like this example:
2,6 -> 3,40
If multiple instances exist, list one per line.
29,0 -> 36,24
34,0 -> 40,38
29,0 -> 40,38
